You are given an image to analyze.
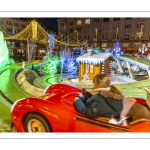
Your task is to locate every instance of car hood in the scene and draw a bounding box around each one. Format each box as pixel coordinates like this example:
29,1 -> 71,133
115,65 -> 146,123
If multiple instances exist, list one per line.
39,84 -> 90,107
40,90 -> 78,107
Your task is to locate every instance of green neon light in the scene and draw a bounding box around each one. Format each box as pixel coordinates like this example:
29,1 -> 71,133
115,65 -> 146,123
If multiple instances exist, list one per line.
37,53 -> 61,75
0,31 -> 9,67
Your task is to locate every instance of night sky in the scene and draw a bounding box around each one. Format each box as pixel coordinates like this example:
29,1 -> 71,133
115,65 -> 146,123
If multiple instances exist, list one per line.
20,18 -> 58,33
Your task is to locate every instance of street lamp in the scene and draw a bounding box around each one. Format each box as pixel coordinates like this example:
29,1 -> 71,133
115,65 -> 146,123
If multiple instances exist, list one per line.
140,25 -> 143,34
95,29 -> 98,41
116,27 -> 118,41
75,31 -> 78,46
140,25 -> 143,43
75,31 -> 78,41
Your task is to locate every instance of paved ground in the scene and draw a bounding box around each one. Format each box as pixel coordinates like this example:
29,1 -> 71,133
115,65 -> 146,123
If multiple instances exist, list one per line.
0,94 -> 14,132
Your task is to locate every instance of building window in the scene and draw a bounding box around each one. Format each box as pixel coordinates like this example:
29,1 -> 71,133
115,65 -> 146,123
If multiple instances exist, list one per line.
78,35 -> 81,40
137,22 -> 144,28
14,22 -> 19,27
84,27 -> 90,32
124,33 -> 130,40
7,41 -> 10,47
102,26 -> 108,31
60,29 -> 64,33
7,28 -> 12,32
93,18 -> 99,23
85,19 -> 90,24
93,26 -> 98,31
85,35 -> 89,40
102,34 -> 108,40
69,28 -> 73,33
7,21 -> 12,25
102,43 -> 107,47
124,24 -> 131,29
21,24 -> 25,28
114,18 -> 120,21
60,23 -> 64,26
103,18 -> 109,22
11,42 -> 15,48
113,24 -> 119,30
77,20 -> 82,25
77,28 -> 81,32
147,43 -> 150,47
93,35 -> 96,41
69,21 -> 73,26
112,34 -> 117,40
135,32 -> 143,40
69,36 -> 73,39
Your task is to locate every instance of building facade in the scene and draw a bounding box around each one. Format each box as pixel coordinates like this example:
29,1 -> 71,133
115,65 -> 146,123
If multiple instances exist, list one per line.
0,18 -> 29,53
57,18 -> 150,53
0,18 -> 48,61
0,18 -> 28,35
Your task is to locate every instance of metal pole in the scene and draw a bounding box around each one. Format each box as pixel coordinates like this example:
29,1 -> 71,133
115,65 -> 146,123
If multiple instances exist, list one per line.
116,27 -> 118,41
27,41 -> 30,62
96,29 -> 97,41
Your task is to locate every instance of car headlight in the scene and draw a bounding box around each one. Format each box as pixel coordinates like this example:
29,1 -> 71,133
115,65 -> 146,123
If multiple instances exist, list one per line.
10,98 -> 24,113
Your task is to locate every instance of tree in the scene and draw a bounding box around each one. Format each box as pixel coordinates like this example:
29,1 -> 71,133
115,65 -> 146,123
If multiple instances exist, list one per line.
112,39 -> 122,56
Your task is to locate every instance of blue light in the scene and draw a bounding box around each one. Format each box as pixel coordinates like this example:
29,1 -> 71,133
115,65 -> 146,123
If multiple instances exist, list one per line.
112,39 -> 122,56
61,51 -> 79,73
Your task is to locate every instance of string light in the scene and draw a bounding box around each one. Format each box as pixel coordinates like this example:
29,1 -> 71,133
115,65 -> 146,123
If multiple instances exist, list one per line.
4,20 -> 86,46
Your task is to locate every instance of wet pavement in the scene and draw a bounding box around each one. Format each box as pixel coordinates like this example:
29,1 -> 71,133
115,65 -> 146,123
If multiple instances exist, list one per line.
0,94 -> 13,132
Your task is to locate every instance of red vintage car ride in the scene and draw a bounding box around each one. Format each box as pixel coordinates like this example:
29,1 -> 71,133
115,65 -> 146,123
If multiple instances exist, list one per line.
11,84 -> 150,132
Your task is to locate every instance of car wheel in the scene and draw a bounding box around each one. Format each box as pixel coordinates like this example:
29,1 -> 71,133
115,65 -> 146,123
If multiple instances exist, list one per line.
24,113 -> 51,132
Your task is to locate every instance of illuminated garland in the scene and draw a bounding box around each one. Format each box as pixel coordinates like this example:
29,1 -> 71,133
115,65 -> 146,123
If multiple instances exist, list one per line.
4,20 -> 86,46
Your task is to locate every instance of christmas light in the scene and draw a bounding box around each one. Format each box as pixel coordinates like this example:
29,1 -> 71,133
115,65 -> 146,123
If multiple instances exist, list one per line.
0,31 -> 10,67
4,20 -> 86,46
112,39 -> 122,56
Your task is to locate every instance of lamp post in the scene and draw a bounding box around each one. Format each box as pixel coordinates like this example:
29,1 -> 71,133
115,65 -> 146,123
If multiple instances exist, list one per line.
95,29 -> 98,41
116,27 -> 118,41
75,31 -> 78,46
140,25 -> 143,44
140,25 -> 143,34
